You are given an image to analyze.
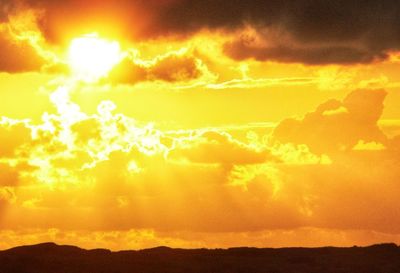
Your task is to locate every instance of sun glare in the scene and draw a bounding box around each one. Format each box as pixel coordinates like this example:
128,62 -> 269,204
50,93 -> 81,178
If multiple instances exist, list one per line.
68,34 -> 122,82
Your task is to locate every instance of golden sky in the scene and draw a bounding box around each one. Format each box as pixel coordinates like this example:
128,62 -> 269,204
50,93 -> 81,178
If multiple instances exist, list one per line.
1,0 -> 400,250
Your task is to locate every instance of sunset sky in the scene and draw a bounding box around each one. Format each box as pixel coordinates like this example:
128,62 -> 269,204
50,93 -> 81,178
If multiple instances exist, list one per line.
1,0 -> 400,250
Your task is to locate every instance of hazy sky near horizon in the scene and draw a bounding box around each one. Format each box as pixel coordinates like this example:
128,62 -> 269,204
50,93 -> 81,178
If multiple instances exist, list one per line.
0,0 -> 400,250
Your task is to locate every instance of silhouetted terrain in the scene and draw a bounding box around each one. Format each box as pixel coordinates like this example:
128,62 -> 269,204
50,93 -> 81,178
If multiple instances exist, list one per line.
0,242 -> 399,273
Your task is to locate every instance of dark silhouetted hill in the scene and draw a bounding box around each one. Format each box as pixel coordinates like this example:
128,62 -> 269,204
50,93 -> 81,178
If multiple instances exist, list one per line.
0,242 -> 400,273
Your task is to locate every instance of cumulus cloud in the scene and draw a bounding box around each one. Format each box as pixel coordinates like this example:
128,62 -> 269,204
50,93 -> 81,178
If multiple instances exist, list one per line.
263,88 -> 400,233
273,89 -> 388,154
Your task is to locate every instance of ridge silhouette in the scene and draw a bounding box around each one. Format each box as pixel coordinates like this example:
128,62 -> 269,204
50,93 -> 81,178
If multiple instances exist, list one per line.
0,243 -> 399,273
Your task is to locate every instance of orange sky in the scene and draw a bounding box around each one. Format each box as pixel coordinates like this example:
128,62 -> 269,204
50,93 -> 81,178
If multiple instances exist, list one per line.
0,0 -> 400,250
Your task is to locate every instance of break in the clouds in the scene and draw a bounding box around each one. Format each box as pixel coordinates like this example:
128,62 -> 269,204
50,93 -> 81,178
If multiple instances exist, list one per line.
4,0 -> 400,65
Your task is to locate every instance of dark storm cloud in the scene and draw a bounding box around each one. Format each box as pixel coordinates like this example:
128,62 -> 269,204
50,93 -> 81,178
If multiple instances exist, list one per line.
144,0 -> 400,65
153,0 -> 400,44
223,42 -> 389,65
12,0 -> 400,64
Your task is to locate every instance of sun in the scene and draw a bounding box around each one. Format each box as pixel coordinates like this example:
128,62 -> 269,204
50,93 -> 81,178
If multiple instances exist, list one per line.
68,34 -> 122,82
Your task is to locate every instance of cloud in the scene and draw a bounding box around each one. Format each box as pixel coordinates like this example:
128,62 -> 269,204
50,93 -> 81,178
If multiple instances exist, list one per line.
0,187 -> 16,203
1,1 -> 400,248
0,28 -> 47,73
0,119 -> 31,158
1,80 -> 400,238
224,41 -> 387,65
168,130 -> 277,167
10,0 -> 400,65
155,0 -> 400,64
353,140 -> 386,151
281,151 -> 400,233
108,51 -> 203,85
273,89 -> 388,154
0,4 -> 54,73
0,0 -> 13,22
70,117 -> 101,144
0,165 -> 19,187
0,186 -> 16,220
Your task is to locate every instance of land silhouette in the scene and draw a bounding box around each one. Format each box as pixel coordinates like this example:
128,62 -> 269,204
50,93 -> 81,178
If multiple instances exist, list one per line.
0,242 -> 399,273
